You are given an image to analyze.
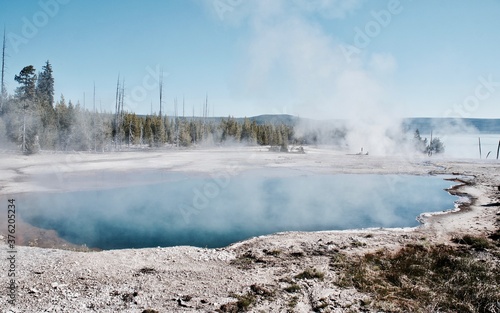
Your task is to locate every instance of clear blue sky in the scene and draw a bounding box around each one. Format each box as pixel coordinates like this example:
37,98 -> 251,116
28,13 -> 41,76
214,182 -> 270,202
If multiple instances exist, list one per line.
1,0 -> 499,119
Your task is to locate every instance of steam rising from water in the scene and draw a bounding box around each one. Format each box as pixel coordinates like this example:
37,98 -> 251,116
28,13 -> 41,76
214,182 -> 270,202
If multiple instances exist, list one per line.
229,1 -> 415,156
21,170 -> 456,249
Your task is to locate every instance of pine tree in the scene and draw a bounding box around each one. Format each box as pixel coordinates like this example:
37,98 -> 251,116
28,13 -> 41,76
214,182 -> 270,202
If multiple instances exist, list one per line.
14,65 -> 39,153
241,117 -> 251,143
279,124 -> 289,152
36,61 -> 54,107
221,116 -> 241,142
163,115 -> 171,143
123,113 -> 142,146
241,117 -> 257,144
426,137 -> 445,155
178,119 -> 192,146
413,129 -> 427,153
36,61 -> 56,149
150,114 -> 165,147
55,95 -> 70,150
15,66 -> 37,101
166,117 -> 175,145
144,116 -> 154,147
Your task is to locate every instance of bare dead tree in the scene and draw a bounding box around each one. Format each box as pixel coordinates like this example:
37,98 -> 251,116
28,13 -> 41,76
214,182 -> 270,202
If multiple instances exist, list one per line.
205,93 -> 208,121
192,105 -> 196,144
159,68 -> 163,118
174,97 -> 179,147
22,104 -> 26,152
113,76 -> 125,150
120,80 -> 125,149
478,137 -> 482,159
93,81 -> 96,151
140,123 -> 143,146
202,93 -> 208,139
114,75 -> 120,149
496,140 -> 499,160
159,68 -> 165,145
1,27 -> 7,113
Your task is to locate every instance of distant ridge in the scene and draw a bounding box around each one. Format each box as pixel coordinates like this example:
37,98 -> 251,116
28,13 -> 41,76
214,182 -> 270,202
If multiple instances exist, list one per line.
244,116 -> 500,133
250,116 -> 500,134
402,118 -> 500,134
244,114 -> 299,125
137,113 -> 500,133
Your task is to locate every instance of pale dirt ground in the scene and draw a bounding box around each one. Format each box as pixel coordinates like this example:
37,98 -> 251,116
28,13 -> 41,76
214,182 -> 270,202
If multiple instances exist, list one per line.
0,146 -> 499,312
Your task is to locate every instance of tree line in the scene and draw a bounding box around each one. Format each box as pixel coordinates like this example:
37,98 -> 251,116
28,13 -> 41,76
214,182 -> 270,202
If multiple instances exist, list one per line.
0,62 -> 444,155
0,62 -> 296,154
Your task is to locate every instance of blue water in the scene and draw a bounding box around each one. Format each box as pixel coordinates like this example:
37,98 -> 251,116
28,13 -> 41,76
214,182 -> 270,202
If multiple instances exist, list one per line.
20,171 -> 457,249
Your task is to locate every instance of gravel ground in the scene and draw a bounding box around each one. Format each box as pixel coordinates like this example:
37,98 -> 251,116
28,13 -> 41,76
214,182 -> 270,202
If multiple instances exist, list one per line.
1,147 -> 499,312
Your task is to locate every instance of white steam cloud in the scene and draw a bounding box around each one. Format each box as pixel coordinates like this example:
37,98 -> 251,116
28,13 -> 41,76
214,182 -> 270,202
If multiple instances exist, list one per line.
223,0 -> 407,155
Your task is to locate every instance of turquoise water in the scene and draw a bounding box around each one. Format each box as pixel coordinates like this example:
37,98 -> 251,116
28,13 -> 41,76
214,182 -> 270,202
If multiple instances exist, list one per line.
20,171 -> 457,249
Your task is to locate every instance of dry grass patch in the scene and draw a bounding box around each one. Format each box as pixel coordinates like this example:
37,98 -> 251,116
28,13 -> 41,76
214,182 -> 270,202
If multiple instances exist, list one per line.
452,235 -> 493,250
295,268 -> 325,281
333,244 -> 500,312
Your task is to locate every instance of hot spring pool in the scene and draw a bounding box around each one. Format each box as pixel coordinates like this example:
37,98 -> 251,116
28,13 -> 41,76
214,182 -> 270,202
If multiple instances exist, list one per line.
20,170 -> 457,249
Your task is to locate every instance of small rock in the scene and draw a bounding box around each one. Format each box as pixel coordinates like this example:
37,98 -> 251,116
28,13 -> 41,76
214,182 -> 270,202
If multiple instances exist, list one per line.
122,291 -> 138,303
181,295 -> 192,302
177,298 -> 191,308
